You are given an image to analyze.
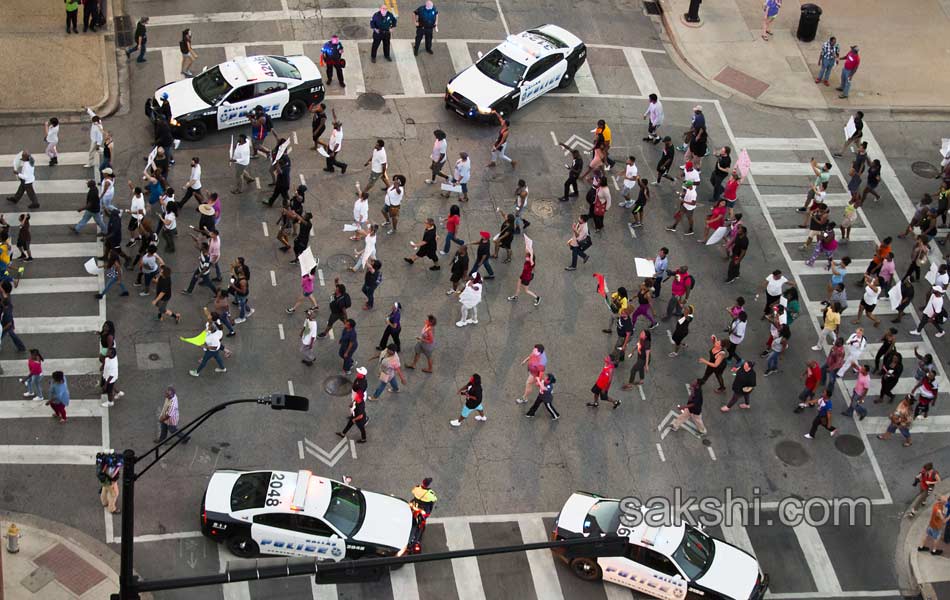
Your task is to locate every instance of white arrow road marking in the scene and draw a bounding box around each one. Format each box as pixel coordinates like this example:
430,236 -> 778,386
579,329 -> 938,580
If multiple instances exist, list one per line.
303,438 -> 349,466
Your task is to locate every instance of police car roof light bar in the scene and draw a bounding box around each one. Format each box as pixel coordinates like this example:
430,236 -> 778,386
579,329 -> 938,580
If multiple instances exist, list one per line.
291,471 -> 312,511
641,526 -> 660,547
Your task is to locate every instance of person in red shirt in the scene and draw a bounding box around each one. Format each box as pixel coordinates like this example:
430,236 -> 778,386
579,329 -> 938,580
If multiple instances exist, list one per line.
837,45 -> 860,99
588,355 -> 619,408
507,251 -> 541,306
795,360 -> 823,412
440,204 -> 464,255
722,170 -> 743,221
909,463 -> 941,518
700,199 -> 727,243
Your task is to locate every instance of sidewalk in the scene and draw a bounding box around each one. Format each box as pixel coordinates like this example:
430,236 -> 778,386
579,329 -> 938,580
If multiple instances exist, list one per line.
659,0 -> 950,113
0,511 -> 120,600
0,0 -> 119,120
903,480 -> 950,600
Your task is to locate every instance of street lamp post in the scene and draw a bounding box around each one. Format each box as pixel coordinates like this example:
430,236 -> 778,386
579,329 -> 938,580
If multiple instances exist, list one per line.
111,394 -> 310,600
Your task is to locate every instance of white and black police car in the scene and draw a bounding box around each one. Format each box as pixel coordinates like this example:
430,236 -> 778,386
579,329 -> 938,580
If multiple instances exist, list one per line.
149,55 -> 324,141
201,470 -> 413,560
444,25 -> 586,120
553,492 -> 769,600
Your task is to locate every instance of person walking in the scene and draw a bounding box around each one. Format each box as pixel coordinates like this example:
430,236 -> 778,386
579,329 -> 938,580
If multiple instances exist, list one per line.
451,373 -> 486,426
666,180 -> 697,235
469,233 -> 494,278
152,265 -> 181,323
405,315 -> 436,373
696,335 -> 727,392
178,157 -> 205,208
565,214 -> 591,271
7,152 -> 40,208
323,118 -> 347,174
507,251 -> 541,306
804,390 -> 838,439
180,239 -> 214,296
910,286 -> 946,337
440,205 -> 464,255
405,218 -> 440,270
369,4 -> 398,62
663,266 -> 693,320
487,111 -> 517,169
525,373 -> 559,420
877,350 -> 903,404
188,321 -> 226,376
100,347 -> 124,407
836,45 -> 860,99
908,464 -> 941,518
515,344 -> 547,404
351,224 -> 378,272
835,110 -> 864,158
287,268 -> 318,314
44,118 -> 60,165
457,274 -> 483,327
426,129 -> 448,184
99,460 -> 120,514
46,371 -> 69,423
559,149 -> 583,201
369,344 -> 407,401
655,136 -> 676,184
670,304 -> 695,357
709,147 -> 732,202
321,36 -> 346,87
630,178 -> 651,228
317,279 -> 351,338
912,371 -> 939,419
124,16 -> 149,63
229,134 -> 253,194
492,214 -> 515,263
155,386 -> 190,443
338,319 -> 358,374
722,360 -> 756,411
724,225 -> 749,283
364,140 -> 390,191
851,273 -> 881,327
413,1 -> 438,55
86,115 -> 104,169
512,180 -> 531,234
23,349 -> 44,401
376,302 -> 403,352
179,29 -> 198,77
763,324 -> 790,376
588,355 -> 620,408
337,368 -> 368,442
838,328 -> 867,377
442,152 -> 471,202
877,395 -> 914,447
96,250 -> 130,299
672,379 -> 707,434
841,365 -> 870,419
761,0 -> 781,40
298,308 -> 319,367
447,246 -> 469,294
816,36 -> 840,85
622,330 -> 652,389
642,94 -> 664,143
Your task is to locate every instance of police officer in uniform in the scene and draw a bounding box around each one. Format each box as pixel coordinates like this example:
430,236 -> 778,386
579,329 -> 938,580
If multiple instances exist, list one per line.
321,34 -> 345,87
370,4 -> 398,63
413,1 -> 438,56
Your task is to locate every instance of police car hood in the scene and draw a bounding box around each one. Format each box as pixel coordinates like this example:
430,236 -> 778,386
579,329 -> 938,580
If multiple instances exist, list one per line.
205,471 -> 242,514
695,539 -> 759,599
284,55 -> 322,83
351,491 -> 412,550
556,493 -> 603,534
156,80 -> 209,119
451,66 -> 514,110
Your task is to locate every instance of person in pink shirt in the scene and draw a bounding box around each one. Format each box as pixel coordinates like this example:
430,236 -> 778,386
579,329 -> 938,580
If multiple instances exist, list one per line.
24,349 -> 44,401
878,253 -> 897,294
837,45 -> 860,98
700,199 -> 727,243
842,365 -> 870,419
286,267 -> 318,314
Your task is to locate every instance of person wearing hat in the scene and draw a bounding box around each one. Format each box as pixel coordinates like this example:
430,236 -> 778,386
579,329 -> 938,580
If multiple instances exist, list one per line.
404,218 -> 440,270
196,201 -> 216,231
666,180 -> 697,235
337,368 -> 368,443
451,373 -> 486,426
911,286 -> 946,338
679,105 -> 706,164
837,45 -> 860,99
321,35 -> 346,87
469,231 -> 495,278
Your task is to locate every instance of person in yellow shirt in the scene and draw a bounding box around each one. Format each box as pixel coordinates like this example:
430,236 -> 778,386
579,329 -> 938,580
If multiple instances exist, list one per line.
602,287 -> 629,334
813,301 -> 841,350
595,119 -> 616,170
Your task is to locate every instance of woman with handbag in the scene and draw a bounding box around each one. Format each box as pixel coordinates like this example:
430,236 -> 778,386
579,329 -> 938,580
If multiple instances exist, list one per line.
878,395 -> 914,447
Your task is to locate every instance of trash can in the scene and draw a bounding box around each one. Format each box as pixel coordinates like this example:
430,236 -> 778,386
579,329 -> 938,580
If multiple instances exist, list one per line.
797,4 -> 822,42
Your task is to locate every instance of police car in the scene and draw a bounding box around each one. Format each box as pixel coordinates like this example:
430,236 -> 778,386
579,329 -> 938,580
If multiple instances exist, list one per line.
149,55 -> 325,141
444,25 -> 586,120
553,492 -> 769,600
201,470 -> 413,560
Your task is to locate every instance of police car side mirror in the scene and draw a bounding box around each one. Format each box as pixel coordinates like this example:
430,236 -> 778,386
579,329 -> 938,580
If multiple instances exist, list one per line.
476,51 -> 484,59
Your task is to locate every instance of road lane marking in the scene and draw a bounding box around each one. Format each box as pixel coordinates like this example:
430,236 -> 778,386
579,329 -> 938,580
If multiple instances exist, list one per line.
270,270 -> 277,286
298,440 -> 305,459
15,277 -> 99,294
389,564 -> 420,600
14,315 -> 104,335
719,522 -> 756,558
774,228 -> 875,243
317,269 -> 325,286
146,8 -> 376,27
446,40 -> 472,73
161,47 -> 181,84
283,41 -> 303,56
278,323 -> 285,340
518,517 -> 564,600
748,161 -> 827,176
759,193 -> 851,208
341,40 -> 366,95
707,446 -> 717,461
861,416 -> 950,434
218,550 -> 251,600
0,151 -> 89,167
0,445 -> 107,465
288,380 -> 295,395
262,222 -> 269,237
733,137 -> 825,151
0,179 -> 86,194
391,39 -> 426,97
623,47 -> 657,97
573,61 -> 598,96
311,579 -> 338,599
495,0 -> 510,35
442,520 -> 486,600
655,443 -> 665,462
0,399 -> 103,418
224,44 -> 246,61
792,523 -> 842,594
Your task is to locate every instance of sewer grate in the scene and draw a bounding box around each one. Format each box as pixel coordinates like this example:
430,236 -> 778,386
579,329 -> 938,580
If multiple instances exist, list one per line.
643,1 -> 663,15
911,161 -> 940,178
114,15 -> 132,47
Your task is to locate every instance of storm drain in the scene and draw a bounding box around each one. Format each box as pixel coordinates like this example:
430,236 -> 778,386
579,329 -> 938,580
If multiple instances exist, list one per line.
643,1 -> 663,16
114,15 -> 132,47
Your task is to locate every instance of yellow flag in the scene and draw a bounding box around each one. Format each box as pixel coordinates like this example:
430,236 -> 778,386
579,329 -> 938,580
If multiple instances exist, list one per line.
179,330 -> 207,346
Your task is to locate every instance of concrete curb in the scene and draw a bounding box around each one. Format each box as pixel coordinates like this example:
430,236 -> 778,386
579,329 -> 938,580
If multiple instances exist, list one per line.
903,479 -> 950,600
655,0 -> 950,121
0,0 -> 120,126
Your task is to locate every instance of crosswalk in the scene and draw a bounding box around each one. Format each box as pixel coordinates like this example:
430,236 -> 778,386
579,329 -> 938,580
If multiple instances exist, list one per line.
207,510 -> 900,599
0,151 -> 110,467
146,39 -> 666,101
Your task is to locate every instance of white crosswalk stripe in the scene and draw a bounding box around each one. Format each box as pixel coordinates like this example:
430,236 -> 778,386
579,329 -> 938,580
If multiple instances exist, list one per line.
622,47 -> 657,96
792,523 -> 842,594
734,137 -> 826,151
760,193 -> 851,208
443,519 -> 487,600
28,242 -> 101,259
751,162 -> 834,177
162,47 -> 182,84
4,211 -> 96,228
775,228 -> 876,243
789,259 -> 871,276
446,40 -> 473,74
0,179 -> 86,195
0,151 -> 89,167
341,40 -> 366,95
573,61 -> 599,96
862,415 -> 950,434
146,8 -> 376,27
0,445 -> 107,465
391,39 -> 426,97
0,399 -> 104,418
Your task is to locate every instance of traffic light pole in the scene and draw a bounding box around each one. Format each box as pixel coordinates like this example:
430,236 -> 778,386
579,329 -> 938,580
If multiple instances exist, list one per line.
116,449 -> 137,600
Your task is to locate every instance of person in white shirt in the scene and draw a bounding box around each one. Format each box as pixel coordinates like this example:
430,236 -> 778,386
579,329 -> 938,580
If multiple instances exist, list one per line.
230,134 -> 253,193
426,129 -> 448,184
666,180 -> 697,235
126,180 -> 147,227
620,156 -> 639,207
99,168 -> 116,213
352,190 -> 369,238
100,347 -> 125,407
442,152 -> 471,202
758,269 -> 791,316
642,93 -> 664,143
681,161 -> 701,186
364,139 -> 390,190
160,190 -> 178,252
851,273 -> 881,328
300,309 -> 319,365
323,120 -> 347,174
179,157 -> 205,208
837,329 -> 867,377
45,118 -> 60,165
7,151 -> 39,208
351,224 -> 378,272
189,321 -> 226,376
457,273 -> 483,326
911,286 -> 946,337
86,115 -> 104,168
382,176 -> 405,234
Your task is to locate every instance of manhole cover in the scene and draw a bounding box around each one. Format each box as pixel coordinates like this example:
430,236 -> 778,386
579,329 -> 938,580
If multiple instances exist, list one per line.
472,6 -> 498,21
324,375 -> 352,396
774,440 -> 810,466
356,92 -> 386,110
148,353 -> 160,361
911,161 -> 940,178
701,437 -> 712,446
341,25 -> 366,39
326,253 -> 355,272
833,433 -> 865,456
531,199 -> 556,218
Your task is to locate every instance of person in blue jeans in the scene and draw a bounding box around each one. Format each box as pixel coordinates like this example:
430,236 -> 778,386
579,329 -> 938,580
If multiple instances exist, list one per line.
469,233 -> 494,278
763,325 -> 790,375
96,250 -> 130,299
338,319 -> 358,375
369,345 -> 407,400
189,323 -> 226,376
125,16 -> 149,63
815,36 -> 839,85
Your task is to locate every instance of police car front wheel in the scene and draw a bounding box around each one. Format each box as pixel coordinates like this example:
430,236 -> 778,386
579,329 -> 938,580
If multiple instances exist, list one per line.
282,99 -> 307,121
569,556 -> 602,582
558,66 -> 577,89
182,121 -> 208,142
227,534 -> 260,558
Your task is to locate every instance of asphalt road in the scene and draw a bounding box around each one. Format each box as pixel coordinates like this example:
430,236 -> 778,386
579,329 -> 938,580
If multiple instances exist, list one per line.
0,0 -> 948,598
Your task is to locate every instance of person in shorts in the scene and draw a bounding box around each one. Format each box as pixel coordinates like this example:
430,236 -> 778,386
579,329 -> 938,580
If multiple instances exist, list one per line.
588,354 -> 619,408
451,373 -> 486,427
918,496 -> 948,555
406,315 -> 436,372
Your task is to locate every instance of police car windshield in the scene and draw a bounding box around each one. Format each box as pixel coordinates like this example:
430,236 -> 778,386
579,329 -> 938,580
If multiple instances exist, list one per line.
582,501 -> 622,536
230,472 -> 270,511
525,30 -> 568,48
193,66 -> 234,105
671,526 -> 714,580
476,49 -> 527,88
323,483 -> 365,537
265,57 -> 301,80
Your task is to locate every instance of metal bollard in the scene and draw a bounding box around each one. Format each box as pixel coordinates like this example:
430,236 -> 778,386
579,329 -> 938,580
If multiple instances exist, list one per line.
5,523 -> 21,553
